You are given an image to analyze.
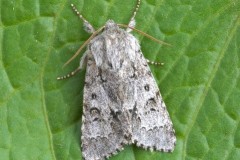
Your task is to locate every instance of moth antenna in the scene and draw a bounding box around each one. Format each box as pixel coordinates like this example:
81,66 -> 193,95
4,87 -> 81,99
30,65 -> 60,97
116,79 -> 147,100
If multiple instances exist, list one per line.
63,26 -> 105,67
118,24 -> 172,46
131,0 -> 141,20
71,3 -> 95,33
127,0 -> 141,31
71,4 -> 88,25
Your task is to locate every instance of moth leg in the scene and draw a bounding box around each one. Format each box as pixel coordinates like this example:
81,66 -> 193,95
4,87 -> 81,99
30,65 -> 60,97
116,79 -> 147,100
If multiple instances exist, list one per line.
71,4 -> 95,33
127,0 -> 141,32
57,51 -> 88,80
146,59 -> 164,66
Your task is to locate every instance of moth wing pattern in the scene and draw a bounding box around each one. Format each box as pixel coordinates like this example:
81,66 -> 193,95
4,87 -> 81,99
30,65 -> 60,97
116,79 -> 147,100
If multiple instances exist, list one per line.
82,55 -> 129,160
81,20 -> 176,160
131,49 -> 176,151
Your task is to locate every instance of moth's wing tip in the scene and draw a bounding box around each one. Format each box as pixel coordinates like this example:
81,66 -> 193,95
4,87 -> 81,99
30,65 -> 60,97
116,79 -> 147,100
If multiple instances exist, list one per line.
134,139 -> 176,153
132,126 -> 176,152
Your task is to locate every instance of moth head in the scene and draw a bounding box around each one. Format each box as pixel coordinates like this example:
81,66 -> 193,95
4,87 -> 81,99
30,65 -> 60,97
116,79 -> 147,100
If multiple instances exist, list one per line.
105,20 -> 119,30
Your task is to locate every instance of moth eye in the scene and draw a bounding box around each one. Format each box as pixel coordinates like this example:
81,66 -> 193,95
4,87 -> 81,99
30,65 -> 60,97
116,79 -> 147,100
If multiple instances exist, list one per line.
91,93 -> 97,99
144,84 -> 150,91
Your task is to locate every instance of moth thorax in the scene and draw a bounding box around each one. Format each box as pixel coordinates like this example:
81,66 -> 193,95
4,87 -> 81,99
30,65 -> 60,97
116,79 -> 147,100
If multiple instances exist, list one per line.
105,20 -> 119,30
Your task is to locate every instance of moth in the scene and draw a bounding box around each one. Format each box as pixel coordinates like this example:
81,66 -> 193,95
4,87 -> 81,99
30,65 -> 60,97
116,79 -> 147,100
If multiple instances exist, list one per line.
58,0 -> 176,160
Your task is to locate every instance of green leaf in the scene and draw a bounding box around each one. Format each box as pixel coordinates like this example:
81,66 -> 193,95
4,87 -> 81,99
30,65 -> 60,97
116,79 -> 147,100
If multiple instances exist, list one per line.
0,0 -> 240,160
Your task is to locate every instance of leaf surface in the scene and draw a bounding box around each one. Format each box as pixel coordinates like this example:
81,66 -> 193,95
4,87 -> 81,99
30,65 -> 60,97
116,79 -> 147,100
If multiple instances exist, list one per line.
0,0 -> 240,160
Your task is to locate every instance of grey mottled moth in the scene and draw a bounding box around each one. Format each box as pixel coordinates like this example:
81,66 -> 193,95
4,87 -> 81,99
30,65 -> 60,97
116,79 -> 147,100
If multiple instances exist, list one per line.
58,0 -> 176,160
